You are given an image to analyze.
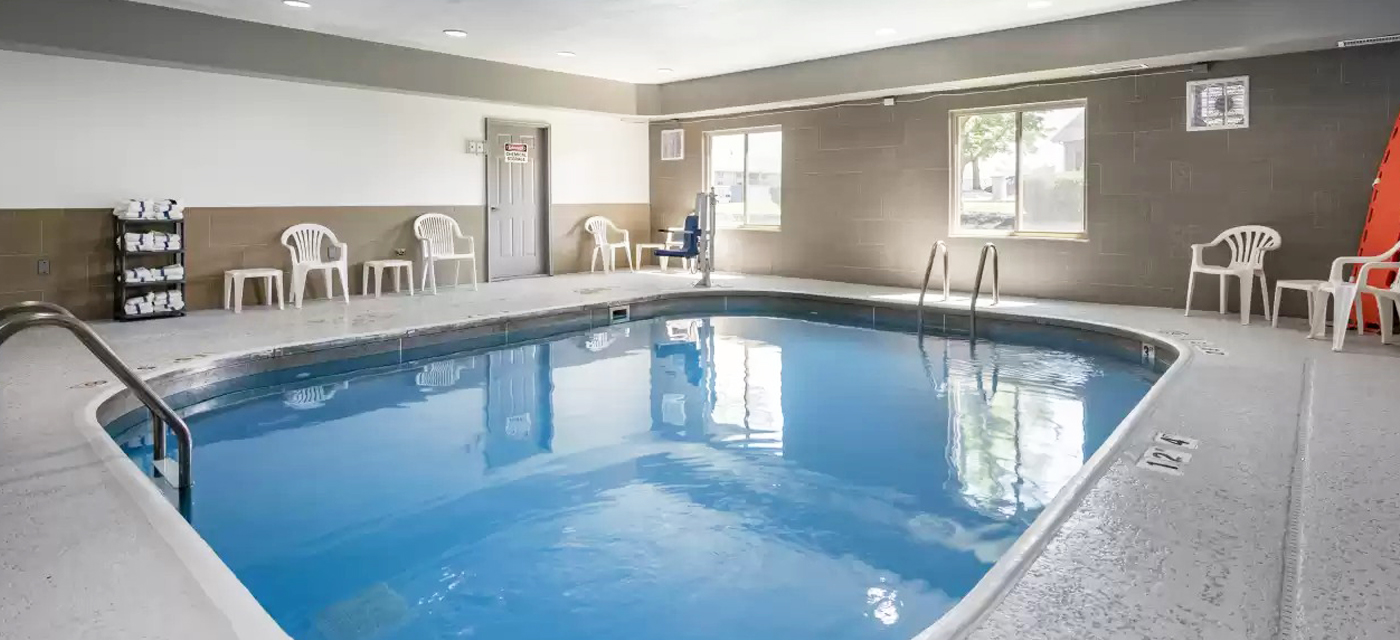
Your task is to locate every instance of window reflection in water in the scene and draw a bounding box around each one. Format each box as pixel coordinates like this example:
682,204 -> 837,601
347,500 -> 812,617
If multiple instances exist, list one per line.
710,331 -> 784,454
945,344 -> 1090,520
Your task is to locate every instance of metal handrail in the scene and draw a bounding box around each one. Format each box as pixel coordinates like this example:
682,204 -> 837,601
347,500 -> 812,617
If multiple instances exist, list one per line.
969,243 -> 1000,340
915,241 -> 950,334
0,304 -> 192,497
0,300 -> 75,320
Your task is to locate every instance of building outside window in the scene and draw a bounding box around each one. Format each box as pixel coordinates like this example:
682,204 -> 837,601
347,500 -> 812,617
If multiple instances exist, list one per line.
952,101 -> 1087,236
706,127 -> 782,229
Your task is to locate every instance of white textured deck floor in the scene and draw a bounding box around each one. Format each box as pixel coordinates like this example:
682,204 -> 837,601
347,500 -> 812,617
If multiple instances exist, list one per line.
1,271 -> 1397,640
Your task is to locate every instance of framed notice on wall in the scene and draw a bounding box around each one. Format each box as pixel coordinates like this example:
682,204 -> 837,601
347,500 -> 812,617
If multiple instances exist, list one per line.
1186,76 -> 1249,131
504,142 -> 529,163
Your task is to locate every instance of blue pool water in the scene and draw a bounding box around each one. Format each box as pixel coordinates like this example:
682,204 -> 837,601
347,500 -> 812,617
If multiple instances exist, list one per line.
120,316 -> 1156,640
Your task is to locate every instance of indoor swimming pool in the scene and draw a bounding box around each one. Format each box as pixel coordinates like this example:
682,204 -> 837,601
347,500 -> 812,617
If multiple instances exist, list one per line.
117,315 -> 1158,640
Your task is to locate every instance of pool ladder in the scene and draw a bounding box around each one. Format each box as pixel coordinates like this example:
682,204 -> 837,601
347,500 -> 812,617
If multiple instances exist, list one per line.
0,301 -> 193,509
914,241 -> 949,334
915,242 -> 1000,340
969,243 -> 1000,340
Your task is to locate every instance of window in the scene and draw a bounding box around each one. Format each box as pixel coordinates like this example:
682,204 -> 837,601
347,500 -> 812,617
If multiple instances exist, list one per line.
952,101 -> 1087,236
706,128 -> 782,228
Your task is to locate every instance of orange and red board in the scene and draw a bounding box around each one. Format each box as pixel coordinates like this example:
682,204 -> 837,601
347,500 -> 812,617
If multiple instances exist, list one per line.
1354,111 -> 1400,329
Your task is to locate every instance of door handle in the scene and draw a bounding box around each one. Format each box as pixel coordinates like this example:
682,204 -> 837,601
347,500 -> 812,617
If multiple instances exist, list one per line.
489,206 -> 500,211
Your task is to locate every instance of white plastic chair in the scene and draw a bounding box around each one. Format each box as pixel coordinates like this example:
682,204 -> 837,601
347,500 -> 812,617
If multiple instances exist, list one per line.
281,223 -> 350,308
585,216 -> 633,273
1184,225 -> 1281,325
413,213 -> 478,294
1310,240 -> 1400,351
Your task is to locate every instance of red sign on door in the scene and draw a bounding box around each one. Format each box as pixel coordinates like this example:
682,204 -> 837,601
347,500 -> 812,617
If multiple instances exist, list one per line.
503,142 -> 529,164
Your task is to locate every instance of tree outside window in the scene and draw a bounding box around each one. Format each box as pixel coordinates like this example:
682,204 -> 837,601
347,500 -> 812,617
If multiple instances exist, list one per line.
953,102 -> 1087,236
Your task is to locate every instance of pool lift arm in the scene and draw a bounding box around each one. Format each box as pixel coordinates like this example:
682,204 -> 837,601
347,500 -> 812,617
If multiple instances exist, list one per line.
695,190 -> 718,288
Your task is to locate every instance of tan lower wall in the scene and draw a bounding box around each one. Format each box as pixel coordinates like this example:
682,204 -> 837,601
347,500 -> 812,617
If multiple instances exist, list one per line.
0,203 -> 646,319
549,203 -> 652,273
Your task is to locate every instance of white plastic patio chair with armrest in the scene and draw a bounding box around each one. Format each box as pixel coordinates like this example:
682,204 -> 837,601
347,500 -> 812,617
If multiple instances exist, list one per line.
1309,240 -> 1400,351
1184,225 -> 1282,325
585,216 -> 633,273
281,223 -> 350,308
413,213 -> 478,294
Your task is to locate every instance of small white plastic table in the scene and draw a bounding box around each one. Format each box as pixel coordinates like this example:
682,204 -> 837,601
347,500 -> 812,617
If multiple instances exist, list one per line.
362,259 -> 415,297
1273,279 -> 1326,335
223,268 -> 284,313
635,227 -> 691,272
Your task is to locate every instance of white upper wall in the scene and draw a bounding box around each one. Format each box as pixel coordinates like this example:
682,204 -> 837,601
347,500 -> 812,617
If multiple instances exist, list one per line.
0,50 -> 650,209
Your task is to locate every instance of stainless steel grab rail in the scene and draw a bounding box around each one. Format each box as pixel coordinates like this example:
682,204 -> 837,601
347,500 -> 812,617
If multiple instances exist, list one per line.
915,241 -> 949,334
0,300 -> 75,319
969,243 -> 1000,340
0,304 -> 193,500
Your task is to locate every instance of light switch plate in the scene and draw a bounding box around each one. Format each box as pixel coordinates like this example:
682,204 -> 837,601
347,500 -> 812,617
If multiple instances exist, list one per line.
465,139 -> 487,155
37,259 -> 49,275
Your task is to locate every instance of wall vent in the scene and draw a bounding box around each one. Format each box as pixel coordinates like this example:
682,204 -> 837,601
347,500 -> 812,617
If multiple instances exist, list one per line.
660,129 -> 684,161
1186,76 -> 1249,132
1338,34 -> 1400,48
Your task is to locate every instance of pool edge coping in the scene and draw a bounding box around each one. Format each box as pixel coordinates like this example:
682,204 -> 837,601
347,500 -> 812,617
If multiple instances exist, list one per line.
78,286 -> 1193,640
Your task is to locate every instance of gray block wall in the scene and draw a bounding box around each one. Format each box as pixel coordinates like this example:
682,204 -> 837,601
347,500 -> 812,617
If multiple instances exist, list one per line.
649,44 -> 1400,315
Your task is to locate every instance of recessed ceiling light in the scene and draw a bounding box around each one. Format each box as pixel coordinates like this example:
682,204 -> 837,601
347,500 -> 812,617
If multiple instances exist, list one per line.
282,0 -> 311,8
556,51 -> 577,58
443,29 -> 468,38
875,28 -> 898,37
657,67 -> 674,73
1027,1 -> 1053,8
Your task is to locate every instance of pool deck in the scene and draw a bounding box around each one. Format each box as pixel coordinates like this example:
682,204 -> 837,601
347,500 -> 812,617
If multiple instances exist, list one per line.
1,271 -> 1397,640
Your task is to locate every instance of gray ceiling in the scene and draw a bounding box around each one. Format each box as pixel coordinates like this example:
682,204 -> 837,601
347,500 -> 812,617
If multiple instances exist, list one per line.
125,0 -> 1186,83
2,0 -> 1399,117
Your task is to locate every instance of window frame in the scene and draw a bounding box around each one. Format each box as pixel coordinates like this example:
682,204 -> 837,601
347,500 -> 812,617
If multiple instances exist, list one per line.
703,125 -> 783,231
949,99 -> 1089,240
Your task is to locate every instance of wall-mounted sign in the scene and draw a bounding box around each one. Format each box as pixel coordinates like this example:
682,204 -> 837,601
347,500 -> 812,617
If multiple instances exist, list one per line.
504,142 -> 529,164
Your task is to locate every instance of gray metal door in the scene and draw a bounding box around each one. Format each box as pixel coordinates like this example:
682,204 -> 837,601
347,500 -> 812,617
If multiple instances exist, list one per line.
486,121 -> 549,280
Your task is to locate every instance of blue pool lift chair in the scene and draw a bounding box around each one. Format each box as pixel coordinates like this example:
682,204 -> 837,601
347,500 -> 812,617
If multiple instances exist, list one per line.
654,214 -> 701,268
